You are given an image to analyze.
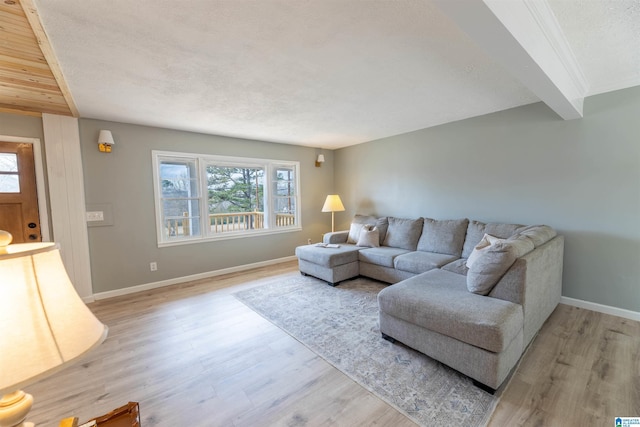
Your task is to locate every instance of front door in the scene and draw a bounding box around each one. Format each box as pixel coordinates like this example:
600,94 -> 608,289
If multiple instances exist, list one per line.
0,141 -> 41,243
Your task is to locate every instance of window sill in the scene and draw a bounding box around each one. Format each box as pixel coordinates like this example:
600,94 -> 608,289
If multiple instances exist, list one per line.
157,226 -> 302,248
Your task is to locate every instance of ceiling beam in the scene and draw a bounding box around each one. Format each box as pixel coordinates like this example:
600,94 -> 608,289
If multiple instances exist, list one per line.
433,0 -> 587,120
20,0 -> 79,117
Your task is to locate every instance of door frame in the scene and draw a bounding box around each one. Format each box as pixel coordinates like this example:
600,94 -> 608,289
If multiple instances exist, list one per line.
0,135 -> 51,242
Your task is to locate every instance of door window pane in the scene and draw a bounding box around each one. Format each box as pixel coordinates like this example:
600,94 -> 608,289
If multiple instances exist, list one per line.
0,175 -> 19,193
0,153 -> 19,193
0,154 -> 18,172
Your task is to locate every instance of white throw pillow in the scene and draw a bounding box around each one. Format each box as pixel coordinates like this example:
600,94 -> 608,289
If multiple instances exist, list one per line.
347,222 -> 366,244
357,225 -> 380,248
466,233 -> 502,268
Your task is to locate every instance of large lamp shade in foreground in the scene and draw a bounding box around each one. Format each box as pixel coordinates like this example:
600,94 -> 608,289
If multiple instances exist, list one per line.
0,239 -> 108,426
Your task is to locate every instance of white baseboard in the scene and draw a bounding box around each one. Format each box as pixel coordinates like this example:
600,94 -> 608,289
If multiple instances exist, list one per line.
91,256 -> 297,301
88,264 -> 639,323
561,296 -> 640,322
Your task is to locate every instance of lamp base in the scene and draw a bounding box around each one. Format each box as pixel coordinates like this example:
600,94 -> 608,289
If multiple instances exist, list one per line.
0,391 -> 34,427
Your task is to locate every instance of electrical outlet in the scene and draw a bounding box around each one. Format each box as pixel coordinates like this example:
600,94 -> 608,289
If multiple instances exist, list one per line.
150,262 -> 157,271
86,211 -> 104,222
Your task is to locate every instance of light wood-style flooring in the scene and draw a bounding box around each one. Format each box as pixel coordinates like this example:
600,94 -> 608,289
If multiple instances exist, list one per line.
26,261 -> 639,426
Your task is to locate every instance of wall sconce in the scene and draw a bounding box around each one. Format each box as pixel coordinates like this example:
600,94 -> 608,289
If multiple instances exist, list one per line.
98,130 -> 115,153
315,154 -> 325,167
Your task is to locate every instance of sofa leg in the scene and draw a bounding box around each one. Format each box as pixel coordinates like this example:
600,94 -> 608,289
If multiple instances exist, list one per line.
472,379 -> 496,395
381,333 -> 396,344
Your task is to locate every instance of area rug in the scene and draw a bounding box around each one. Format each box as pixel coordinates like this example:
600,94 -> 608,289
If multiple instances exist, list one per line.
234,275 -> 497,426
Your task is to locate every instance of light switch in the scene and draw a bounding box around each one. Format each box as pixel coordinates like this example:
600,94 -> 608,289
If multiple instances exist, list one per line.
86,211 -> 104,222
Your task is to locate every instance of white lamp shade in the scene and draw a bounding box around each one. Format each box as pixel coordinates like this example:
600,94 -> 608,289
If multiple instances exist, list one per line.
0,243 -> 108,395
321,195 -> 345,212
316,154 -> 325,163
98,130 -> 115,145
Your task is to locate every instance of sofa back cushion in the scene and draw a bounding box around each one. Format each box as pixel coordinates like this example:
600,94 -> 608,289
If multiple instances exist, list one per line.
516,225 -> 557,247
461,220 -> 486,259
417,218 -> 469,256
461,220 -> 526,258
466,234 -> 534,295
347,215 -> 389,245
382,217 -> 424,250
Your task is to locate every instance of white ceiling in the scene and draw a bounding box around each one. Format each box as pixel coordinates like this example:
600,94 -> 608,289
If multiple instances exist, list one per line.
33,0 -> 640,149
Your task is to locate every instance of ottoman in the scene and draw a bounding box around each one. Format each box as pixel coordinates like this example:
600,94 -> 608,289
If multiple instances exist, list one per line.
294,244 -> 361,285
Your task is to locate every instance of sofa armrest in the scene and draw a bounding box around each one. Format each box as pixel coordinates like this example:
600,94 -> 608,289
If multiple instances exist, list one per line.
489,235 -> 564,347
323,230 -> 349,244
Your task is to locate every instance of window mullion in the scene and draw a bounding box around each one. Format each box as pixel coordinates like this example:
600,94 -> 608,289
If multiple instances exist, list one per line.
265,163 -> 273,229
198,158 -> 211,237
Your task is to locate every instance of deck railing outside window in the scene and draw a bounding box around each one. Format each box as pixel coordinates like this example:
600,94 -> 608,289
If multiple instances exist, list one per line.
166,212 -> 295,237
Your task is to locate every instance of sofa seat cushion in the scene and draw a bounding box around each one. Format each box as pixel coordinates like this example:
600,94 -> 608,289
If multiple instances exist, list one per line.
295,244 -> 361,268
393,251 -> 458,275
377,269 -> 523,353
359,247 -> 411,268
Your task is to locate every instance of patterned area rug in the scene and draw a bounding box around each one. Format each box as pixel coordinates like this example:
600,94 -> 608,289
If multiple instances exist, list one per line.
234,275 -> 497,426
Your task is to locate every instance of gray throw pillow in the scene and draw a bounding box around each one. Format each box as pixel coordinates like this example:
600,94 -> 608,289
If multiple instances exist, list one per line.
347,214 -> 388,245
417,218 -> 469,256
466,235 -> 534,295
382,217 -> 424,250
356,225 -> 380,248
347,215 -> 376,243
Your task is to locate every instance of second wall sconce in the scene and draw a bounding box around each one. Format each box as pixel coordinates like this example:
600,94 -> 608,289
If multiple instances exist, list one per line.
98,130 -> 115,153
315,154 -> 325,167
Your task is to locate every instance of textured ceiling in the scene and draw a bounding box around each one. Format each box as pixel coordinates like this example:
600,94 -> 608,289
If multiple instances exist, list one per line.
549,0 -> 640,95
28,0 -> 640,149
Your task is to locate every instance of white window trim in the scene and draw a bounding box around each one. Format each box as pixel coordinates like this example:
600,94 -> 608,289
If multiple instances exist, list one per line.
152,150 -> 302,247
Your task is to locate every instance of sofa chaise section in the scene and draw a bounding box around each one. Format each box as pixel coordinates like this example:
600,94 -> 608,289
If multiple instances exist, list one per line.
378,225 -> 564,390
378,269 -> 525,390
295,240 -> 361,285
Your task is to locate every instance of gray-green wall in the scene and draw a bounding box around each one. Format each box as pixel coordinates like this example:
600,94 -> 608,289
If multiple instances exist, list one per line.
78,119 -> 334,293
334,87 -> 640,312
2,87 -> 639,312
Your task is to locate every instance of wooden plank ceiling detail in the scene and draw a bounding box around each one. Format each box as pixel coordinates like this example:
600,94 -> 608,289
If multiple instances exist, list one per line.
0,0 -> 77,117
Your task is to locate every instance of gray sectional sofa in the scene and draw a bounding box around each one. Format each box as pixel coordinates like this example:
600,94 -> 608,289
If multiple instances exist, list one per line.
295,215 -> 564,390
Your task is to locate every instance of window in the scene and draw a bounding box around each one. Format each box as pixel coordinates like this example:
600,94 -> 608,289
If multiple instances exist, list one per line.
153,151 -> 301,246
0,153 -> 20,193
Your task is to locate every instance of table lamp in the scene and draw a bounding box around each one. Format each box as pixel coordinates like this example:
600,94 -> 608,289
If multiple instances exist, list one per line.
321,195 -> 345,233
0,231 -> 108,427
